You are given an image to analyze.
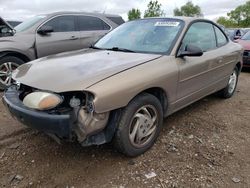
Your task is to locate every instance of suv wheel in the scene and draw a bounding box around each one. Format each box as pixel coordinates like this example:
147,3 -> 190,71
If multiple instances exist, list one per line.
0,56 -> 24,90
113,93 -> 163,157
219,67 -> 239,98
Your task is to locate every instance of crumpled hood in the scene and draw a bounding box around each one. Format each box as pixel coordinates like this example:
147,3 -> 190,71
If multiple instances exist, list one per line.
13,49 -> 161,92
0,17 -> 13,30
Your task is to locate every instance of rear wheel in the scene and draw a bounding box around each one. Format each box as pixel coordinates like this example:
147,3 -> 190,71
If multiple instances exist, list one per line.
219,67 -> 239,98
113,93 -> 163,157
0,56 -> 24,90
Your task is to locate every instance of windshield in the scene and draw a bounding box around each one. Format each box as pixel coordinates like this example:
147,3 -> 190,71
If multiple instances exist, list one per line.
241,31 -> 250,40
95,18 -> 184,54
15,15 -> 46,32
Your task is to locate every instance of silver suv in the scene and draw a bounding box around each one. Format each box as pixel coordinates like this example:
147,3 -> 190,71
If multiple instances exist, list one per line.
0,12 -> 124,89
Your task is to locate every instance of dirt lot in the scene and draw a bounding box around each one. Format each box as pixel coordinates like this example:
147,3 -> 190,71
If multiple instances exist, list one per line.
0,72 -> 250,188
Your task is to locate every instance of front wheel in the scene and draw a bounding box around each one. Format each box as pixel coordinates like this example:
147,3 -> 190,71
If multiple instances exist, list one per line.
113,93 -> 163,157
0,56 -> 24,90
219,67 -> 239,98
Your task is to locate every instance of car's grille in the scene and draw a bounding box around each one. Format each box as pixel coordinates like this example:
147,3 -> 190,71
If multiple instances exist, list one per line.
243,50 -> 250,57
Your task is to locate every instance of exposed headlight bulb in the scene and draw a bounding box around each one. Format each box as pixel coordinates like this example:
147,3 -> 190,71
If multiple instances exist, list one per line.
69,96 -> 81,108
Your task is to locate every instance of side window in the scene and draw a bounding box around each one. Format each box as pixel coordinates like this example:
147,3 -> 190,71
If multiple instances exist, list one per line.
214,26 -> 228,47
78,16 -> 111,31
43,16 -> 76,32
182,22 -> 217,52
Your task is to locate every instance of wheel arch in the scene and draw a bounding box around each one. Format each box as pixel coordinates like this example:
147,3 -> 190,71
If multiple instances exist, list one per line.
236,61 -> 242,73
134,87 -> 169,117
0,51 -> 31,63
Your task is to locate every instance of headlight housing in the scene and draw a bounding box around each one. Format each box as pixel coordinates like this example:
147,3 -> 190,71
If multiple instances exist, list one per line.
23,91 -> 63,110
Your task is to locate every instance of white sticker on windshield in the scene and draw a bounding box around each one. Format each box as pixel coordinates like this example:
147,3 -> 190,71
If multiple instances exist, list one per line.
154,21 -> 180,27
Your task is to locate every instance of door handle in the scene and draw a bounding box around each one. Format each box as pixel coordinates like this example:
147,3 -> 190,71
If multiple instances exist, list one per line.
70,36 -> 78,40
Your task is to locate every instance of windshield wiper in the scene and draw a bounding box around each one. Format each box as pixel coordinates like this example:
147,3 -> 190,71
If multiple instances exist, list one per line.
90,46 -> 136,53
108,47 -> 136,53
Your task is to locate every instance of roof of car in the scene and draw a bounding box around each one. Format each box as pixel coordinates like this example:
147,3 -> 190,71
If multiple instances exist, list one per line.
43,11 -> 122,18
137,16 -> 213,24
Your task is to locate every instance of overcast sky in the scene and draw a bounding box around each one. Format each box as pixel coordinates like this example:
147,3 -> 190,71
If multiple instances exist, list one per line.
0,0 -> 248,21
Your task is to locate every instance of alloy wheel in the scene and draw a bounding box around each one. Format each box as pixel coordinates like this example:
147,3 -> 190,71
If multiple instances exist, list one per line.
0,62 -> 19,86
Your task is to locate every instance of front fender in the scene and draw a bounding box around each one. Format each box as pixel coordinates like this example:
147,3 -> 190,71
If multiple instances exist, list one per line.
87,56 -> 179,113
0,35 -> 36,60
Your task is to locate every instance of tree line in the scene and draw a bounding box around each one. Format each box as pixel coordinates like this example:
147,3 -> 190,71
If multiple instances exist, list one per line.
217,1 -> 250,28
127,0 -> 250,28
128,0 -> 201,20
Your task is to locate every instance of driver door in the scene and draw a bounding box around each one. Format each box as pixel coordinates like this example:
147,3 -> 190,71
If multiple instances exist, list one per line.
36,15 -> 81,58
175,22 -> 219,109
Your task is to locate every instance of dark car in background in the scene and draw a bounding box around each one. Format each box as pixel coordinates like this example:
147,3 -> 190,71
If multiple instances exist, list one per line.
235,31 -> 250,67
0,11 -> 124,89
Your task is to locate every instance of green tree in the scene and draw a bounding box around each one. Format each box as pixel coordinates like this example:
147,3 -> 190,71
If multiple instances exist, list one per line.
173,1 -> 202,17
144,0 -> 165,18
128,8 -> 141,21
217,1 -> 250,28
227,1 -> 250,27
217,17 -> 237,28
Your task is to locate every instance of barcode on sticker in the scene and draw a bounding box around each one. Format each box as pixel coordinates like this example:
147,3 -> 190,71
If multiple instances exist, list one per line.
155,21 -> 180,27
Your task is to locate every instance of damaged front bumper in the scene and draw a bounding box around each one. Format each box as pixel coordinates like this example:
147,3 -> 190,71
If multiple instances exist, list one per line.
2,86 -> 111,145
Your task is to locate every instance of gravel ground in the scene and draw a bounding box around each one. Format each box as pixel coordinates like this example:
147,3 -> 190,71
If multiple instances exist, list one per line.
0,72 -> 250,188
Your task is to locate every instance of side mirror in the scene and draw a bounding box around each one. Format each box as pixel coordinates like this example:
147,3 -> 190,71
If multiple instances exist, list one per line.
37,25 -> 53,35
178,44 -> 203,58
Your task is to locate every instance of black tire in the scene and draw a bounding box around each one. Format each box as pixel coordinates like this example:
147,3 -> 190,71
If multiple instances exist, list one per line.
0,56 -> 24,90
218,66 -> 239,98
113,93 -> 163,157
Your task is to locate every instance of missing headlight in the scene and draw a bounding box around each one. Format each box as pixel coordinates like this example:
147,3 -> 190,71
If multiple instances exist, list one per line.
69,96 -> 81,108
18,86 -> 94,113
60,91 -> 95,112
85,92 -> 95,113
